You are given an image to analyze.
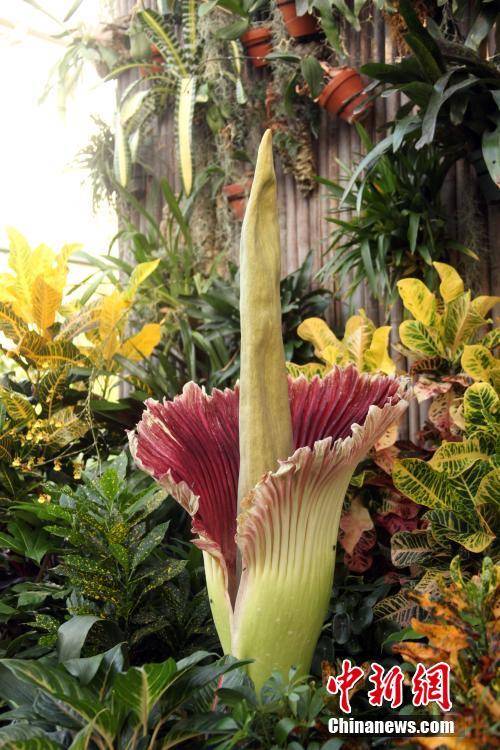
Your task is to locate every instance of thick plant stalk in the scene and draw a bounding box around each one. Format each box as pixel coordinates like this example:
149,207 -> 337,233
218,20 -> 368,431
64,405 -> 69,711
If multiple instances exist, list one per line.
238,130 -> 293,510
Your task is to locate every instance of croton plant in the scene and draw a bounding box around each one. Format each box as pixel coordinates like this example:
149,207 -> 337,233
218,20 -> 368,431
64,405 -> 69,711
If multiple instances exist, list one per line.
130,131 -> 410,690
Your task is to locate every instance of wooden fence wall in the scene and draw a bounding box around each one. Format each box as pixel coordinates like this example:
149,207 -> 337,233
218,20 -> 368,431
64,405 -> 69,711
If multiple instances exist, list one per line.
114,0 -> 499,438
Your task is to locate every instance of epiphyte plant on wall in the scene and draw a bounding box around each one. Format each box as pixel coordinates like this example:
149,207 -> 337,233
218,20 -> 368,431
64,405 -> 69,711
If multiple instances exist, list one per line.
130,130 -> 410,691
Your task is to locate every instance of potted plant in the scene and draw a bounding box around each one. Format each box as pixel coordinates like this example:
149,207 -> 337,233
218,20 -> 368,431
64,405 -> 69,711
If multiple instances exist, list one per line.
296,56 -> 372,123
276,0 -> 319,41
200,0 -> 273,68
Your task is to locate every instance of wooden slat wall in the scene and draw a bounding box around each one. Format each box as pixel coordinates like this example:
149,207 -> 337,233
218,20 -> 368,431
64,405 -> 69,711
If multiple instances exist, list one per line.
115,0 -> 499,438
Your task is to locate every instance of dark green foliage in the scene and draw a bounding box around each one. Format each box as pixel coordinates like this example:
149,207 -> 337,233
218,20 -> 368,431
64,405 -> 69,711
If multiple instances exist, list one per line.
318,125 -> 474,304
2,454 -> 216,663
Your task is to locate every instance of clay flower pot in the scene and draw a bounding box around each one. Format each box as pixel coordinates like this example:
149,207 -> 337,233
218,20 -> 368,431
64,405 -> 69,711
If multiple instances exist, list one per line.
277,0 -> 319,41
317,67 -> 372,124
222,181 -> 253,220
240,27 -> 273,68
140,44 -> 163,77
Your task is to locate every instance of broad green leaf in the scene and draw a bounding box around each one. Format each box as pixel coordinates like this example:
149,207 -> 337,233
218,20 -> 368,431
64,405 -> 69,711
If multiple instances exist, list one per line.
113,660 -> 177,726
429,438 -> 490,477
399,320 -> 444,357
433,261 -> 464,302
57,616 -> 100,663
397,278 -> 436,325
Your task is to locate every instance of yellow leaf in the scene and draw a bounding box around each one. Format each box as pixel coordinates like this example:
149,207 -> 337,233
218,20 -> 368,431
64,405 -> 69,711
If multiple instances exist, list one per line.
6,227 -> 33,322
343,314 -> 365,339
297,317 -> 343,359
319,343 -> 348,366
32,277 -> 62,333
124,259 -> 161,302
119,323 -> 161,360
433,261 -> 464,302
471,295 -> 500,318
98,291 -> 127,341
364,325 -> 396,375
397,278 -> 436,326
178,76 -> 196,196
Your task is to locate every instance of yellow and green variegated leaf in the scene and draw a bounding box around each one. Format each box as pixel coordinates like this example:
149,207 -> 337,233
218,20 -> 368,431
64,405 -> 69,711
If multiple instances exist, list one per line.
286,362 -> 328,379
392,458 -> 459,510
0,302 -> 28,342
114,116 -> 131,187
56,305 -> 100,341
391,529 -> 433,567
482,328 -> 500,351
56,243 -> 80,272
124,259 -> 161,303
397,278 -> 436,325
463,382 -> 499,435
448,528 -> 494,552
461,344 -> 498,383
343,320 -> 373,370
44,408 -> 90,447
118,323 -> 161,361
471,295 -> 500,318
475,467 -> 500,510
178,76 -> 197,197
0,388 -> 36,427
399,320 -> 444,357
0,435 -> 13,462
31,277 -> 63,333
441,291 -> 471,351
433,262 -> 464,302
429,437 -> 490,477
426,509 -> 492,552
297,317 -> 343,359
37,368 -> 70,417
373,592 -> 421,626
17,332 -> 84,368
452,460 -> 494,510
363,326 -> 395,375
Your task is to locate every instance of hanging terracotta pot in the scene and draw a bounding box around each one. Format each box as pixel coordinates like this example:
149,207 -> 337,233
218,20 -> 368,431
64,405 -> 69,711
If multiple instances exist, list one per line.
317,67 -> 372,123
222,180 -> 253,220
240,27 -> 273,68
140,44 -> 163,77
276,0 -> 319,41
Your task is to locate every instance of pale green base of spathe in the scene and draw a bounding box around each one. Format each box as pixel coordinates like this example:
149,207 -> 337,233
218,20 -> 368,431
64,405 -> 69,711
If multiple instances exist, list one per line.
203,551 -> 232,655
231,470 -> 351,693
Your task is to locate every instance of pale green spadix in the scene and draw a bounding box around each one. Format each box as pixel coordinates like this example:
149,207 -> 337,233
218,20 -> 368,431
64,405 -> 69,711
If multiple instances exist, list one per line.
238,129 -> 293,510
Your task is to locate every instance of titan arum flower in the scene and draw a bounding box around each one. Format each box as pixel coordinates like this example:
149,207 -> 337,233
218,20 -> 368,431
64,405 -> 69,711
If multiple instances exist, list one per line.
130,131 -> 410,690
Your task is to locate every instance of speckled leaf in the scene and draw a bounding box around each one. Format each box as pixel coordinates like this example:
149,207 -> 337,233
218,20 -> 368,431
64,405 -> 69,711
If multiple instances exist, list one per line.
131,522 -> 168,572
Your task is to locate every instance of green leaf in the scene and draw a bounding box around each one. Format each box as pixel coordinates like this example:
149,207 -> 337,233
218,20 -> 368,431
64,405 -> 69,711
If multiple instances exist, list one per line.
57,615 -> 100,662
475,468 -> 500,510
113,660 -> 177,727
130,522 -> 169,572
482,116 -> 500,187
300,56 -> 324,99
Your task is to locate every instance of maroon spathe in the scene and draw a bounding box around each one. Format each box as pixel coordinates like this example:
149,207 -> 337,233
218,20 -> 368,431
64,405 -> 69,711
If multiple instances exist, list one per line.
132,366 -> 401,589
